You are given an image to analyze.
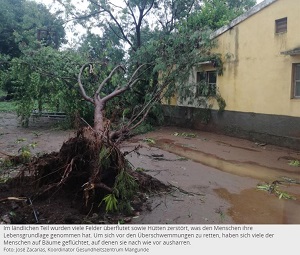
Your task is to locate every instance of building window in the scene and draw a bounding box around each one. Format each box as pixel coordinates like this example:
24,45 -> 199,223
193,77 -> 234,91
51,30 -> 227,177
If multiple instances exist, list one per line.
275,17 -> 287,33
196,71 -> 217,96
292,63 -> 300,98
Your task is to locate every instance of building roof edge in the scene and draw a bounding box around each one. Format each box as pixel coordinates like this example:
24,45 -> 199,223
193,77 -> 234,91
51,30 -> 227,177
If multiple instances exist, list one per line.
210,0 -> 278,39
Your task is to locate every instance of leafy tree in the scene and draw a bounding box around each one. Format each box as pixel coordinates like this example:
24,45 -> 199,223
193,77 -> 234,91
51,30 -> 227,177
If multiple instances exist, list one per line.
6,46 -> 87,126
0,0 -> 24,58
226,0 -> 257,12
55,0 -> 255,110
78,30 -> 125,64
0,0 -> 65,57
186,0 -> 256,31
54,0 -> 157,52
153,0 -> 201,34
0,0 -> 66,100
1,0 -> 255,127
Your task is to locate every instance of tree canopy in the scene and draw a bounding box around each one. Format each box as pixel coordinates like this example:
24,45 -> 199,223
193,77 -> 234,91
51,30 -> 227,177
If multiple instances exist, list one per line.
1,0 -> 257,128
191,0 -> 256,30
0,0 -> 65,58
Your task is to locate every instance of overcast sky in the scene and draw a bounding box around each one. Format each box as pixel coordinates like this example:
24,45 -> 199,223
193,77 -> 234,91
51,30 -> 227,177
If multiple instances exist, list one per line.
34,0 -> 265,6
32,0 -> 265,47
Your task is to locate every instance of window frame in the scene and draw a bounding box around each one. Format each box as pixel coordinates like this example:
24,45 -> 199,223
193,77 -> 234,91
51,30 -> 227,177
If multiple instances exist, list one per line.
275,17 -> 287,34
196,70 -> 217,97
292,63 -> 300,99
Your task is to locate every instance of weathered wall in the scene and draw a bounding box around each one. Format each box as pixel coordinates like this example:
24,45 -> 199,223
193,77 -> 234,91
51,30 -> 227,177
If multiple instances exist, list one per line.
210,0 -> 300,117
162,0 -> 300,150
162,105 -> 300,150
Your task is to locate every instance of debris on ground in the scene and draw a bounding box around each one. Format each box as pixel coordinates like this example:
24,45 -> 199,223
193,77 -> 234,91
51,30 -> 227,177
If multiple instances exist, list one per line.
256,180 -> 296,200
173,132 -> 197,138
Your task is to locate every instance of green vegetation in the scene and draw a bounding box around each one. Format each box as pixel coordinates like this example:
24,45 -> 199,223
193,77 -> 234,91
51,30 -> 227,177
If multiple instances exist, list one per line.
288,160 -> 300,167
0,0 -> 256,130
101,194 -> 118,213
16,139 -> 37,163
257,182 -> 296,200
0,102 -> 16,112
143,138 -> 156,144
0,138 -> 37,173
173,132 -> 197,138
0,90 -> 16,112
99,166 -> 138,213
0,158 -> 14,170
0,0 -> 257,216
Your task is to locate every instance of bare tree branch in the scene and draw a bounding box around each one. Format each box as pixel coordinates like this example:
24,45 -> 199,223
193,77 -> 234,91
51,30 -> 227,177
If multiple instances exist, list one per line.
108,95 -> 154,142
129,104 -> 152,131
142,0 -> 155,19
105,8 -> 135,49
102,63 -> 150,103
78,63 -> 94,104
108,1 -> 124,10
61,11 -> 105,26
127,90 -> 159,129
107,22 -> 131,47
125,1 -> 138,27
102,78 -> 140,104
77,61 -> 154,137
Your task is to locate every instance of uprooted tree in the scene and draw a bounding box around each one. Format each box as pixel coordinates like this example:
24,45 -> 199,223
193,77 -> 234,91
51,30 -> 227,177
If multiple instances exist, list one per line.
17,43 -> 220,217
1,0 -> 257,217
6,31 -> 221,219
17,61 -> 168,215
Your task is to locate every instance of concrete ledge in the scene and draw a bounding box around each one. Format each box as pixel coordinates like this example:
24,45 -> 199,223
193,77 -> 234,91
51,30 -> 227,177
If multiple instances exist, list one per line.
162,105 -> 300,150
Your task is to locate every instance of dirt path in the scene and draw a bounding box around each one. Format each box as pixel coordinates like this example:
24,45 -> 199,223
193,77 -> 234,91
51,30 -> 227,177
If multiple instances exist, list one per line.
0,113 -> 75,156
1,113 -> 300,224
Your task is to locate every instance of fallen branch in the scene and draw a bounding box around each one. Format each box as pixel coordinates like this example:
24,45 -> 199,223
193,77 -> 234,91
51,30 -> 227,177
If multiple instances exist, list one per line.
167,182 -> 205,197
0,196 -> 27,202
122,144 -> 142,157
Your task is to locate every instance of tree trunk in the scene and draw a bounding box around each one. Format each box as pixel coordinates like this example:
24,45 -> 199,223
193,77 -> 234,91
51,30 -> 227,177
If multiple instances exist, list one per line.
93,97 -> 105,131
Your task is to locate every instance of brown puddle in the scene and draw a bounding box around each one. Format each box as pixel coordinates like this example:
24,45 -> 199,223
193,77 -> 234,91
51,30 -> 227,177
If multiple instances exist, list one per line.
215,188 -> 300,224
153,138 -> 300,182
150,138 -> 300,223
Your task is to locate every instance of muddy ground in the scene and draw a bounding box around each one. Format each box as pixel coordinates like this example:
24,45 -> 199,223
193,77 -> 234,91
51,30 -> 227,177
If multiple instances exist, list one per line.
1,112 -> 300,224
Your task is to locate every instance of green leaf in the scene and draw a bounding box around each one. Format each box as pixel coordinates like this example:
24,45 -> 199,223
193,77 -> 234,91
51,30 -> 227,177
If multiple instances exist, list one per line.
288,160 -> 300,167
143,138 -> 156,144
101,194 -> 118,213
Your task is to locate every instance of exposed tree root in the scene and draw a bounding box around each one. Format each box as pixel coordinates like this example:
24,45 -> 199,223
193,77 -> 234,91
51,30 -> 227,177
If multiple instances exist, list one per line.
6,127 -> 169,217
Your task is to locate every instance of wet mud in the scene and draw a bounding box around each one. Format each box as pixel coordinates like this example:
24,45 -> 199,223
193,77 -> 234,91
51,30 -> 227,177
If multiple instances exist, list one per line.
125,127 -> 300,224
1,113 -> 300,224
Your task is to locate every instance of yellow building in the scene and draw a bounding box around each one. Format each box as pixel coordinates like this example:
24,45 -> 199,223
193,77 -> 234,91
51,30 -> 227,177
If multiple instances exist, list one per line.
163,0 -> 300,149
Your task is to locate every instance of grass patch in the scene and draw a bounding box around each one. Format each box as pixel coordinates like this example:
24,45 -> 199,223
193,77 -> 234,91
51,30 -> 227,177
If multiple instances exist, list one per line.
0,101 -> 17,112
0,90 -> 17,112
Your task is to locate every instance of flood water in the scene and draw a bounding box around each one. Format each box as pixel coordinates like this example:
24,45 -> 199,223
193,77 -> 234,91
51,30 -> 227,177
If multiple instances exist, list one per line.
127,129 -> 300,224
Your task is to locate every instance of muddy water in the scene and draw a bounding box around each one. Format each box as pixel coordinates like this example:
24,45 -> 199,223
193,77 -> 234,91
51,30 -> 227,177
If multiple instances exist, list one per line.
215,188 -> 300,224
154,138 -> 300,181
147,138 -> 300,224
2,112 -> 299,224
